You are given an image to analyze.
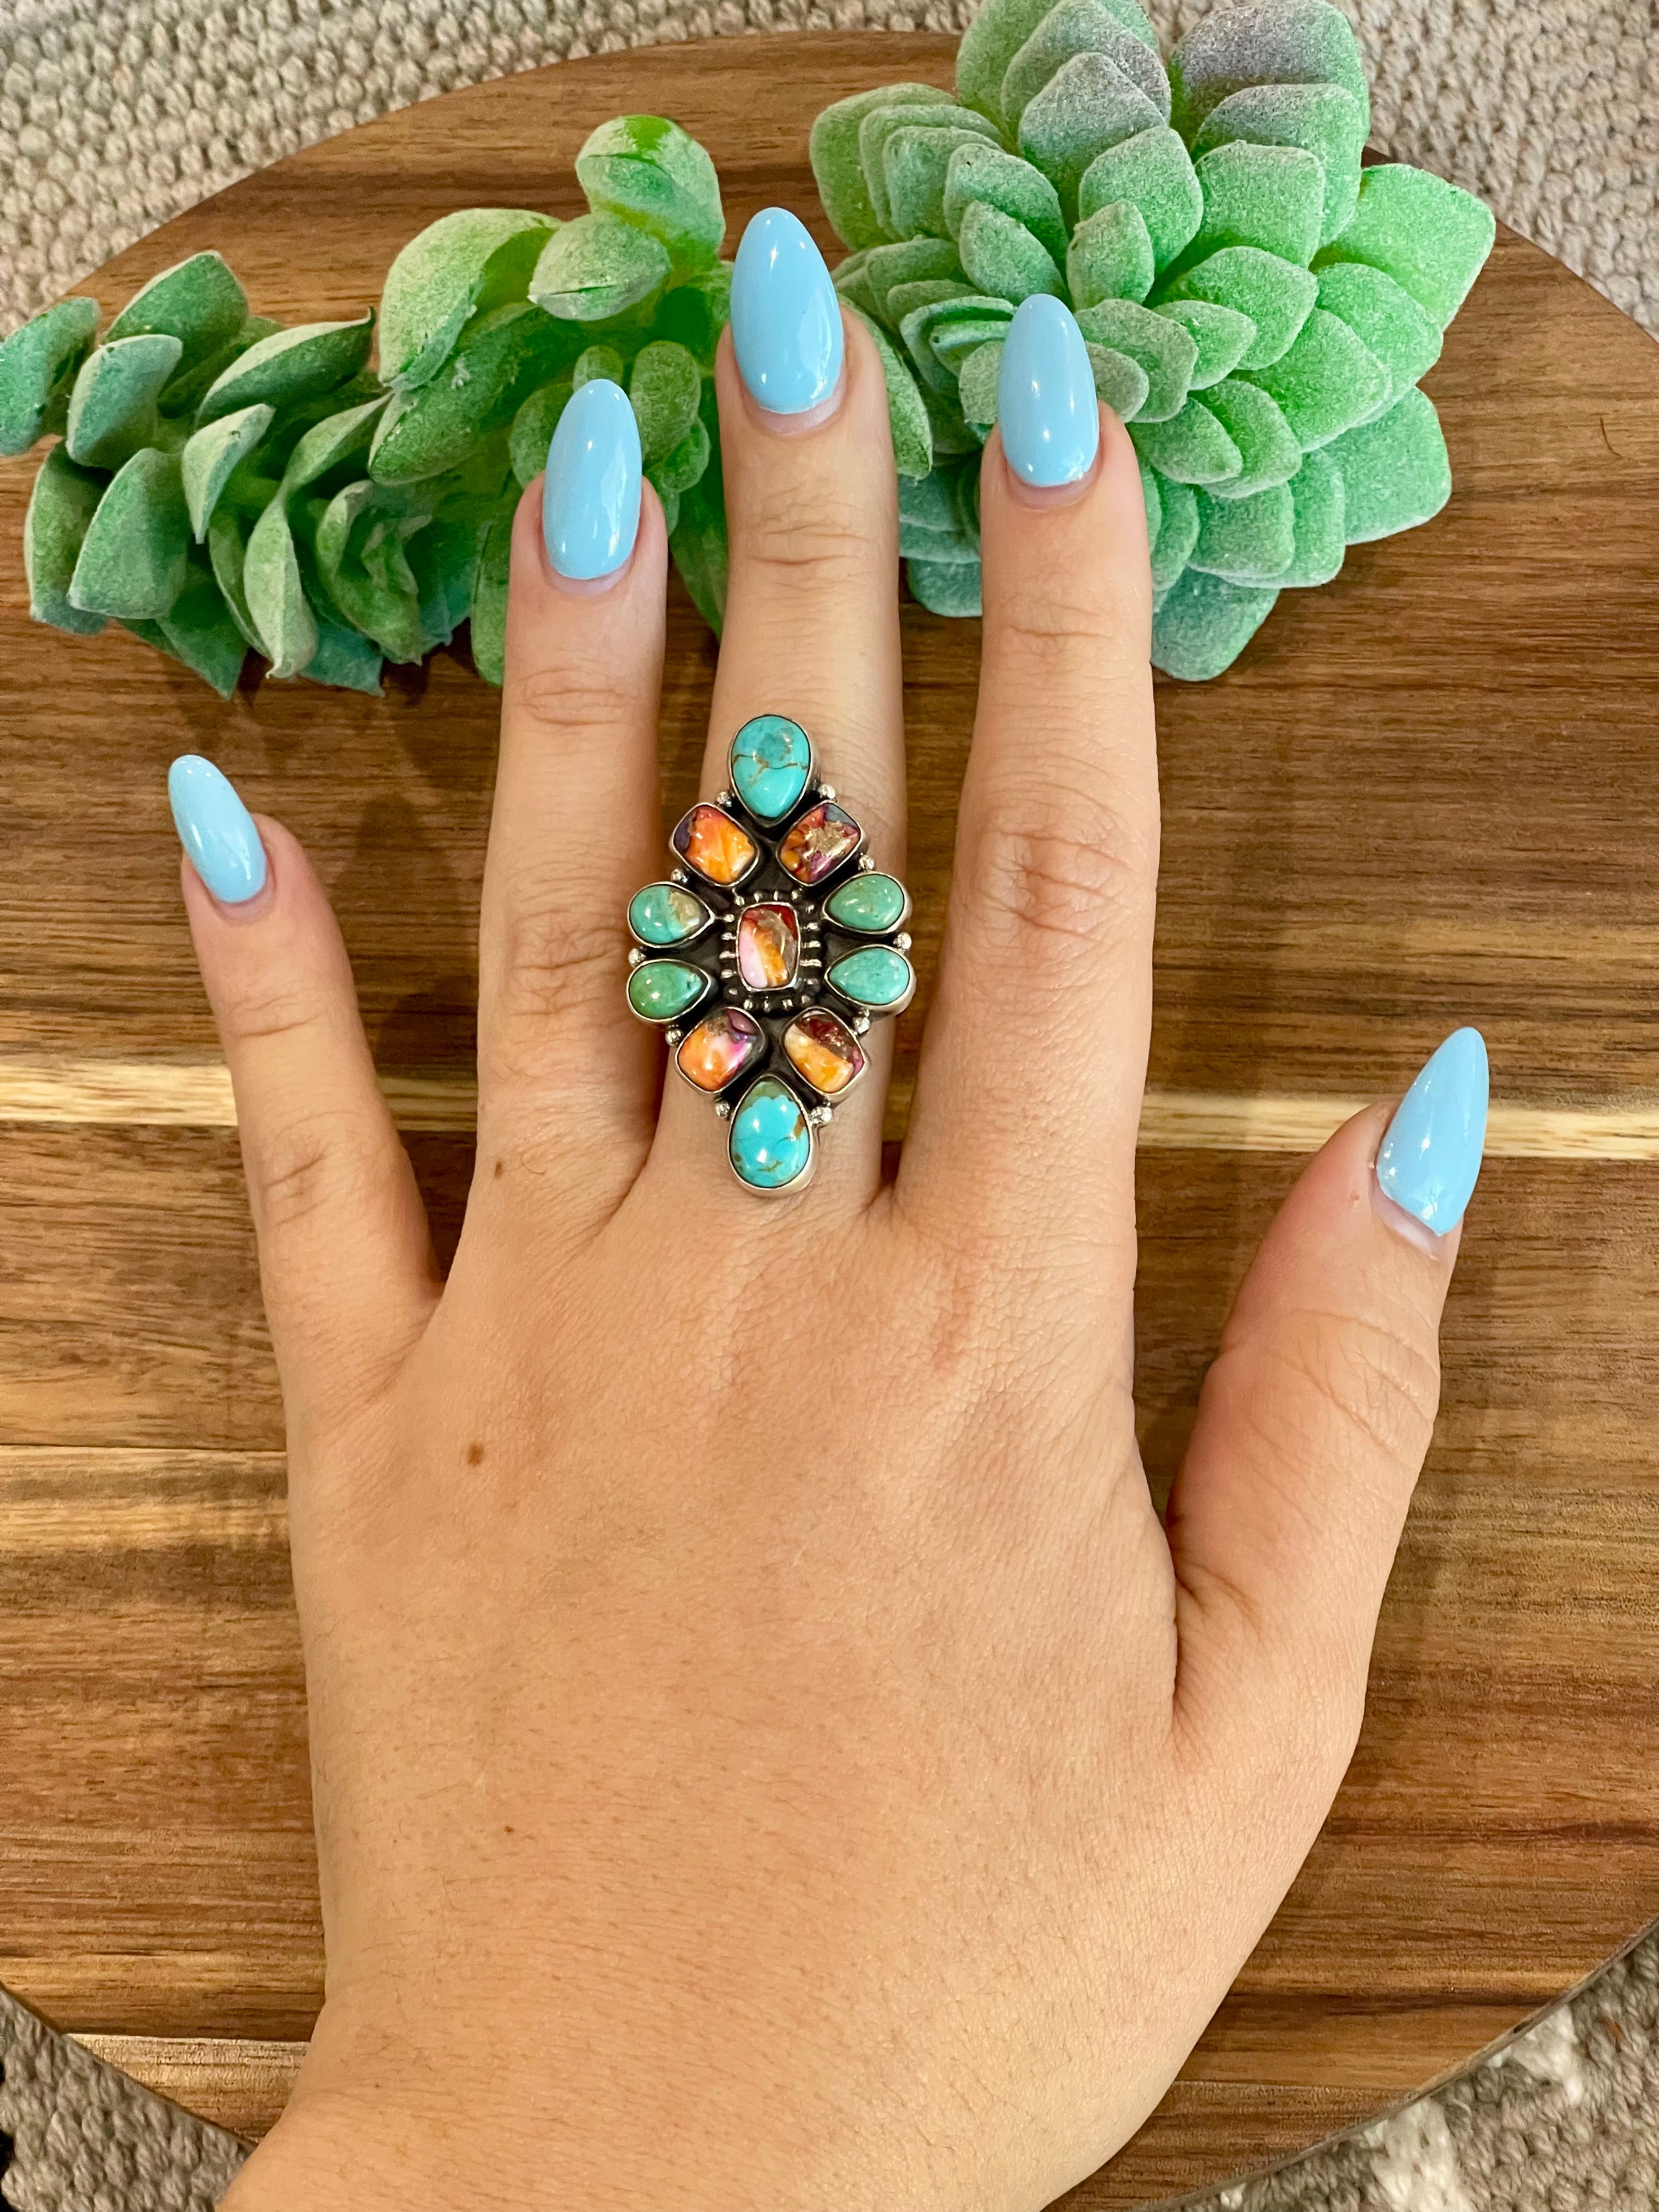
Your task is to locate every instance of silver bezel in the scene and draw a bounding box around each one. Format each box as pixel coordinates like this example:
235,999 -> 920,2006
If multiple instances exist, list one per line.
624,958 -> 715,1026
775,800 -> 866,889
779,1007 -> 870,1102
727,714 -> 817,828
626,881 -> 717,951
825,946 -> 917,1022
672,1006 -> 768,1097
821,869 -> 913,937
725,1075 -> 817,1198
670,802 -> 762,890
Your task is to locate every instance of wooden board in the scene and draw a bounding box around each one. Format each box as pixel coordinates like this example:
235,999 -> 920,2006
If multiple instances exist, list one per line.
0,31 -> 1656,2204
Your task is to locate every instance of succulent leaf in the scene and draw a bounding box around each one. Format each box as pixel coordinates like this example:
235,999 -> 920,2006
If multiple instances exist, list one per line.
943,142 -> 1069,268
1077,127 -> 1203,267
1157,245 -> 1316,368
1313,262 -> 1442,409
1152,567 -> 1279,678
197,313 -> 375,424
848,307 -> 934,480
181,402 -> 275,540
577,116 -> 725,272
628,340 -> 702,462
1130,396 -> 1243,486
65,335 -> 184,469
1199,375 -> 1303,496
469,484 -> 520,686
155,548 -> 250,697
379,210 -> 558,390
106,252 -> 249,360
1068,200 -> 1156,305
1085,343 -> 1151,418
958,200 -> 1066,304
1190,81 -> 1365,245
368,302 -> 565,483
24,443 -> 109,634
1148,473 -> 1199,588
69,445 -> 190,619
1186,141 -> 1325,266
1324,384 -> 1451,541
668,457 -> 729,633
1153,297 -> 1258,387
511,380 -> 573,487
1279,445 -> 1346,584
1018,52 -> 1164,222
0,298 -> 101,455
1312,163 -> 1497,326
1167,0 -> 1369,144
810,84 -> 957,250
1076,296 -> 1195,418
1000,0 -> 1169,130
531,213 -> 672,323
1189,480 -> 1295,582
1243,304 -> 1389,448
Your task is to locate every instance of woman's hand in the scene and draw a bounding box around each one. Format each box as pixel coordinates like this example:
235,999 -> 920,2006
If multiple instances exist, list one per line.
179,213 -> 1488,2212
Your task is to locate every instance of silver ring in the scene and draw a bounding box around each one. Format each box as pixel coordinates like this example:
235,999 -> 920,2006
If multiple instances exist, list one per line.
624,715 -> 913,1195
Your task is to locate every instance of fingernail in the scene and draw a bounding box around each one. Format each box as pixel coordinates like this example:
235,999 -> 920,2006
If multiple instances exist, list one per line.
1376,1027 -> 1489,1234
731,206 -> 844,416
998,294 -> 1101,489
542,377 -> 641,582
168,754 -> 267,905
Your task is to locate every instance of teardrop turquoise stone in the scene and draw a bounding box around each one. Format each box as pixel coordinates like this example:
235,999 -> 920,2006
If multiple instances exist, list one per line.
729,713 -> 812,823
828,946 -> 912,1008
628,882 -> 709,946
628,960 -> 708,1022
729,1076 -> 813,1191
824,872 -> 906,933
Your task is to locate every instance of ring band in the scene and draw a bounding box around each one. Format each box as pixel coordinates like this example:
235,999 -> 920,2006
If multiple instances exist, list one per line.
625,715 -> 913,1195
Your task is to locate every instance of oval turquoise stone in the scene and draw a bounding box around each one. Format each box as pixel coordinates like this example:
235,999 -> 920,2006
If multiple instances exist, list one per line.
824,872 -> 907,933
828,945 -> 912,1008
729,1076 -> 813,1191
628,960 -> 708,1022
628,882 -> 709,946
729,713 -> 812,823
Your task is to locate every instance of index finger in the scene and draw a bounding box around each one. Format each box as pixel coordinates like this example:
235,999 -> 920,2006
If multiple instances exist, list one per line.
898,297 -> 1157,1282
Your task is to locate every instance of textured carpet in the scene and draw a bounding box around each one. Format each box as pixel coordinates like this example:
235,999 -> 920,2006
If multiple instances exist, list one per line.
2,2 -> 1658,2207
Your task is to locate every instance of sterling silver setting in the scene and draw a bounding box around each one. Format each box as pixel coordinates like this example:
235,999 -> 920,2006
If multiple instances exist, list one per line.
624,715 -> 915,1196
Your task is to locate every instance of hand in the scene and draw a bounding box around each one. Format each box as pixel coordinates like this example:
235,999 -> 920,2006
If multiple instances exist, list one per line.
174,218 -> 1488,2211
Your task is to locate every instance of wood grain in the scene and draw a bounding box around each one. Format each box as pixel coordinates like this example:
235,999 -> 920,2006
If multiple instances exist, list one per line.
0,31 -> 1655,2203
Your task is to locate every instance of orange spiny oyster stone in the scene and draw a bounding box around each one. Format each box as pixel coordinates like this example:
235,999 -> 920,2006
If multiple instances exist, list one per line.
777,801 -> 861,885
673,804 -> 757,886
783,1008 -> 866,1097
676,1008 -> 765,1092
736,902 -> 799,990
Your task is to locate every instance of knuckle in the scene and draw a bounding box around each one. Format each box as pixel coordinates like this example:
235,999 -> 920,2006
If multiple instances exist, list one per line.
995,582 -> 1143,672
487,891 -> 620,1072
253,1107 -> 390,1240
218,970 -> 326,1052
969,791 -> 1154,958
736,479 -> 879,595
507,665 -> 639,742
1265,1310 -> 1442,1481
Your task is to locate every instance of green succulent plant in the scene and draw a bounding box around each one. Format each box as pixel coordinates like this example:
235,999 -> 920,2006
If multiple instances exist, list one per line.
810,0 -> 1496,678
1,116 -> 732,697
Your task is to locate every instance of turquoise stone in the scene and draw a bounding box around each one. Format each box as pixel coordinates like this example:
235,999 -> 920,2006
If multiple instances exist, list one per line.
627,959 -> 708,1022
628,882 -> 709,946
729,713 -> 812,823
729,1076 -> 813,1192
828,945 -> 913,1008
824,871 -> 907,934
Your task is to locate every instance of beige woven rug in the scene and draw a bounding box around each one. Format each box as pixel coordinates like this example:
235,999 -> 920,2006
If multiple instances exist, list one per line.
2,2 -> 1658,2206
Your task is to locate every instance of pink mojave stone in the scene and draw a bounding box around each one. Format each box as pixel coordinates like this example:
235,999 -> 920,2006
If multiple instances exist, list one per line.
783,1008 -> 866,1096
777,801 -> 862,885
736,902 -> 799,990
676,1007 -> 765,1093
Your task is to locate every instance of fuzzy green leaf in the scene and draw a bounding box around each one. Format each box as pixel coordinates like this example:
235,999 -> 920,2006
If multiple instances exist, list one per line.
510,380 -> 572,487
65,335 -> 183,469
1314,262 -> 1442,410
649,416 -> 712,498
1000,0 -> 1169,131
107,252 -> 248,362
369,304 -> 565,484
1130,395 -> 1243,486
155,548 -> 250,697
302,616 -> 385,693
313,478 -> 432,663
1167,0 -> 1369,144
957,338 -> 1004,427
1078,127 -> 1203,269
1152,568 -> 1279,679
1152,298 -> 1259,388
1086,343 -> 1152,420
1068,200 -> 1156,306
860,104 -> 1002,240
957,0 -> 1159,129
242,497 -> 316,677
197,313 -> 375,424
848,307 -> 934,479
159,315 -> 281,419
469,485 -> 520,686
1279,447 -> 1346,584
810,84 -> 956,249
24,443 -> 108,634
1325,385 -> 1451,542
957,200 -> 1065,306
1243,306 -> 1389,449
1188,480 -> 1295,582
69,445 -> 190,619
530,213 -> 672,323
653,262 -> 733,363
1187,143 -> 1326,268
1018,52 -> 1163,223
628,340 -> 702,462
206,505 -> 263,648
181,402 -> 275,540
863,239 -> 966,325
1149,472 -> 1199,589
885,127 -> 1000,242
907,555 -> 983,616
669,462 -> 729,633
943,142 -> 1069,268
379,210 -> 558,390
1199,376 -> 1303,498
1191,82 -> 1367,246
577,116 -> 725,270
0,298 -> 101,456
1157,246 -> 1317,369
1312,163 -> 1496,327
1074,297 -> 1197,420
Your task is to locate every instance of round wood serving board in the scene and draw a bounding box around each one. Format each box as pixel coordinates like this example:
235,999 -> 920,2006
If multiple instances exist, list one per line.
1,32 -> 1657,2205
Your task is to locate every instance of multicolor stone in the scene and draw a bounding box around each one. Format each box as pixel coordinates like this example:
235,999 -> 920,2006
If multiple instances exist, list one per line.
729,714 -> 812,823
827,945 -> 913,1009
824,871 -> 907,934
676,1007 -> 765,1093
728,1076 -> 813,1193
736,902 -> 799,990
628,958 -> 710,1023
628,881 -> 710,947
672,803 -> 758,887
777,801 -> 862,885
783,1009 -> 866,1097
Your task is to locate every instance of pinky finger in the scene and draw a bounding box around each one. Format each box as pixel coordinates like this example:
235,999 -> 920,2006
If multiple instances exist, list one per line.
170,757 -> 440,1444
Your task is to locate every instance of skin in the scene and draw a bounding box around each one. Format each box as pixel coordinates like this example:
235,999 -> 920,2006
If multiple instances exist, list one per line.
204,316 -> 1462,2212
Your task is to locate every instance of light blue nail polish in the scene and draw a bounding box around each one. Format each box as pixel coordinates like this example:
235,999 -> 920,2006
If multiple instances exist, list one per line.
1376,1027 -> 1489,1233
997,294 -> 1101,488
542,377 -> 641,581
731,206 -> 844,416
168,754 -> 267,905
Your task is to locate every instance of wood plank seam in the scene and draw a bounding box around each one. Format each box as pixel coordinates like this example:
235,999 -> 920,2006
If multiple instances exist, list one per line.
1,1060 -> 1658,1155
